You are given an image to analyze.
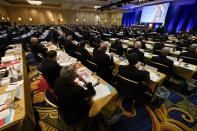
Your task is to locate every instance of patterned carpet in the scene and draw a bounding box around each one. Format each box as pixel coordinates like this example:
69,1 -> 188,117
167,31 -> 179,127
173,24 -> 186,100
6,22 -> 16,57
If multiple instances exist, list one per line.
26,52 -> 197,131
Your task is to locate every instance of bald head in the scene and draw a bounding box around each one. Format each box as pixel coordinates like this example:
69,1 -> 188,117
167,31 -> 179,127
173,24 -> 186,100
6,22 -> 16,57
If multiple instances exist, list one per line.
161,47 -> 170,56
60,33 -> 66,38
31,37 -> 38,44
99,42 -> 107,53
189,44 -> 197,52
134,41 -> 142,49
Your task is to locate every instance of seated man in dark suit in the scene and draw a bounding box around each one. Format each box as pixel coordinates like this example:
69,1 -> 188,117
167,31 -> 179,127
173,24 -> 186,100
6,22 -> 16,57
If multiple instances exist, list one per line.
128,41 -> 145,63
93,42 -> 114,82
111,39 -> 123,55
153,37 -> 165,54
77,40 -> 92,61
41,50 -> 61,89
119,53 -> 150,83
151,47 -> 174,72
118,53 -> 150,106
29,37 -> 47,62
58,33 -> 66,49
54,65 -> 95,127
64,35 -> 77,56
179,44 -> 197,64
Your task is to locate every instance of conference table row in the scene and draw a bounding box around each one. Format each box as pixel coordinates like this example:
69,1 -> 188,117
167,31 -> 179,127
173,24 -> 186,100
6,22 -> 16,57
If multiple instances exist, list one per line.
107,38 -> 197,80
0,44 -> 35,130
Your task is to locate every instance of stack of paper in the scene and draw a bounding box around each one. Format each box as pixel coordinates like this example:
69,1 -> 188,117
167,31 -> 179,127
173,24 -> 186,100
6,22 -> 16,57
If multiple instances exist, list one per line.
84,76 -> 98,86
0,93 -> 10,105
149,71 -> 160,82
1,56 -> 16,63
113,57 -> 119,62
167,56 -> 177,61
93,84 -> 111,100
119,60 -> 129,65
5,80 -> 23,92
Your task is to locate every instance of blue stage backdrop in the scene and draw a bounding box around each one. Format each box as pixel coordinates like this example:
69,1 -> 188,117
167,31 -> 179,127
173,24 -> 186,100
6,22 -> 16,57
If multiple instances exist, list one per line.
122,8 -> 142,27
122,1 -> 197,33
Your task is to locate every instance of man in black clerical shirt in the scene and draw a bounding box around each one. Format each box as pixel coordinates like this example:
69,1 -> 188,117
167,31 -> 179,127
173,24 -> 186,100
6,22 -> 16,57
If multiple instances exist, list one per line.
151,47 -> 174,72
41,50 -> 61,89
29,37 -> 47,62
93,42 -> 114,82
54,65 -> 95,126
128,41 -> 145,63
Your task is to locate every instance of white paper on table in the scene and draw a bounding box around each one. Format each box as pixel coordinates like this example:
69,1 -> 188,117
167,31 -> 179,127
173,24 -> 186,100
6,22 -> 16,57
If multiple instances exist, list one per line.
5,84 -> 19,92
145,65 -> 158,73
84,76 -> 98,86
15,87 -> 23,99
93,84 -> 111,100
181,64 -> 196,71
119,60 -> 129,65
167,56 -> 177,61
0,108 -> 10,120
74,78 -> 86,89
1,56 -> 16,63
85,47 -> 94,53
144,52 -> 152,57
59,62 -> 72,67
1,79 -> 10,85
0,93 -> 10,105
113,57 -> 119,62
149,71 -> 160,82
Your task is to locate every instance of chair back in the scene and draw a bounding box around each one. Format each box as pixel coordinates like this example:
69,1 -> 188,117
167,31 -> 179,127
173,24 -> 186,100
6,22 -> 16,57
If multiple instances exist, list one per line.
116,74 -> 140,99
109,48 -> 118,54
86,60 -> 97,72
180,56 -> 197,65
153,49 -> 161,55
149,61 -> 170,75
75,51 -> 85,63
44,89 -> 58,109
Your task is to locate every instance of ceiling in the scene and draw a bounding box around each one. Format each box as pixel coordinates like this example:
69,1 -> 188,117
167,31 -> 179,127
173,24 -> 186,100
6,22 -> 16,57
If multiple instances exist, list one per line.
1,0 -> 191,10
0,0 -> 118,10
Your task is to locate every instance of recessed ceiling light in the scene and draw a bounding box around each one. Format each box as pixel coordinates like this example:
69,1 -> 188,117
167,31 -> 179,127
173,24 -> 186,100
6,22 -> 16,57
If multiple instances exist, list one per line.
27,0 -> 42,5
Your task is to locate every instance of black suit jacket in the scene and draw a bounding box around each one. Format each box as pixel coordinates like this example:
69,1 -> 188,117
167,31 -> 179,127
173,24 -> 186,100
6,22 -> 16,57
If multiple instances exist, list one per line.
119,65 -> 150,83
64,40 -> 77,56
153,43 -> 165,51
128,48 -> 144,63
151,55 -> 174,71
77,46 -> 92,60
29,43 -> 47,61
54,77 -> 95,125
179,51 -> 197,59
111,43 -> 123,55
41,59 -> 61,89
93,50 -> 114,79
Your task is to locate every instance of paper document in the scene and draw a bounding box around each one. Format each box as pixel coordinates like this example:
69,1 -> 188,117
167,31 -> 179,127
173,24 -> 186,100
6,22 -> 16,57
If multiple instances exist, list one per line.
0,109 -> 10,120
93,84 -> 111,100
113,57 -> 119,62
0,93 -> 10,105
149,71 -> 160,82
119,60 -> 129,65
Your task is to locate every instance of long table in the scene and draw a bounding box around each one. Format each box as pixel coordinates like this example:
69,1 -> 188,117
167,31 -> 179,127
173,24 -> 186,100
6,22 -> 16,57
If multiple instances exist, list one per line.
144,52 -> 197,80
86,47 -> 166,93
45,43 -> 118,118
0,45 -> 35,130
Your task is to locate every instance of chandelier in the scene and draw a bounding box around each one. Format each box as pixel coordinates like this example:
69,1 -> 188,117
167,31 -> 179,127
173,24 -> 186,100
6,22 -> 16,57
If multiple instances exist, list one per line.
27,0 -> 42,5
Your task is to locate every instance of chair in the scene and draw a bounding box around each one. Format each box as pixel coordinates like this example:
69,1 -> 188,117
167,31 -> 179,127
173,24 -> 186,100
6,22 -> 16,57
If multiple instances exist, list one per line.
116,74 -> 141,99
75,51 -> 85,64
109,48 -> 118,54
179,56 -> 197,65
44,89 -> 58,109
85,60 -> 97,73
148,61 -> 171,80
153,49 -> 161,55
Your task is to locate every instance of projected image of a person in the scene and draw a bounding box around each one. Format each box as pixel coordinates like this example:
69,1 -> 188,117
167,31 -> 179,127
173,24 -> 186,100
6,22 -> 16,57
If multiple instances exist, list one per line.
153,5 -> 164,23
